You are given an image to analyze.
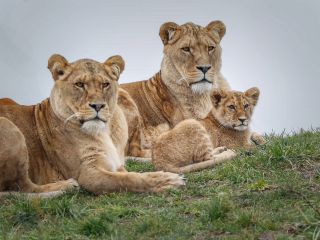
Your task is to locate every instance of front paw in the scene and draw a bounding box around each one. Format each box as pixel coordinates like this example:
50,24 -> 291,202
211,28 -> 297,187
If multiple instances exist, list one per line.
251,132 -> 267,145
212,146 -> 228,155
216,149 -> 237,159
144,171 -> 186,192
62,178 -> 80,191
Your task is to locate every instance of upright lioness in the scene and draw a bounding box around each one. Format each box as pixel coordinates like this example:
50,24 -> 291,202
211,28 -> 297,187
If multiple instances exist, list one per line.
0,54 -> 185,197
152,88 -> 265,173
120,21 -> 230,157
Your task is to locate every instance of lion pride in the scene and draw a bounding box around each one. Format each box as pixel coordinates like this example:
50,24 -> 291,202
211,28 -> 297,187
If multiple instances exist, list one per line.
120,21 -> 230,157
0,54 -> 185,197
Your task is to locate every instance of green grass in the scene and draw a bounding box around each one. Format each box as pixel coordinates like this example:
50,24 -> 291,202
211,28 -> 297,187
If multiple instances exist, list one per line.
0,129 -> 319,239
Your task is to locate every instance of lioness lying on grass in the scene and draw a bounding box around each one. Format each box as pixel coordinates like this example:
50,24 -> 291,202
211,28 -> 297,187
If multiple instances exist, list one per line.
120,20 -> 230,157
152,87 -> 266,173
0,54 -> 185,198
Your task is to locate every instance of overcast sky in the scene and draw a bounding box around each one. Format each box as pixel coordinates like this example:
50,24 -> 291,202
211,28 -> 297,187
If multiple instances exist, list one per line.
0,0 -> 319,134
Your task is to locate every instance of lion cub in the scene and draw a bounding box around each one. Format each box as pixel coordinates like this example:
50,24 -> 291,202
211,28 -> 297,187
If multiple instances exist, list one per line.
152,87 -> 262,173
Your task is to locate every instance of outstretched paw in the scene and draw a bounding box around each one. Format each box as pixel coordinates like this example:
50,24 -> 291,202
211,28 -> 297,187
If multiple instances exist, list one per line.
251,132 -> 267,145
144,172 -> 186,192
62,178 -> 80,191
212,146 -> 228,155
215,149 -> 237,162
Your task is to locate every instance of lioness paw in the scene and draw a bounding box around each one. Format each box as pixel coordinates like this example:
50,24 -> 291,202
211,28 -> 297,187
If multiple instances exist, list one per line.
63,178 -> 80,191
144,172 -> 186,192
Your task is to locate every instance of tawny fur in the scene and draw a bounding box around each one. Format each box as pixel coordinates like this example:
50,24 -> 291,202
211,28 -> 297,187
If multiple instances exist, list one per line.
0,98 -> 18,105
120,21 -> 230,158
0,54 -> 185,197
152,87 -> 263,173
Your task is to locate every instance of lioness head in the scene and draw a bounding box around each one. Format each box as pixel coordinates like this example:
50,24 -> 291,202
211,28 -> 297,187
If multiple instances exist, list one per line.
48,54 -> 125,135
211,88 -> 260,131
159,21 -> 226,94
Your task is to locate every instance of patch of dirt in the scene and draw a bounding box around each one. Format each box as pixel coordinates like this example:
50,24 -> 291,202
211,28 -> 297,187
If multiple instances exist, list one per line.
298,161 -> 320,180
259,232 -> 276,240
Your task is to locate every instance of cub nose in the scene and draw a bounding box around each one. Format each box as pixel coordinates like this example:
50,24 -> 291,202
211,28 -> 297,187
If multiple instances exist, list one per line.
238,117 -> 246,124
89,103 -> 105,112
196,65 -> 211,74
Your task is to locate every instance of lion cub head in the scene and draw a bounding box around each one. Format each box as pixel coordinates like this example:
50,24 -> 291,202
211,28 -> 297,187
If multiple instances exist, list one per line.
211,88 -> 260,131
159,21 -> 226,94
48,54 -> 125,135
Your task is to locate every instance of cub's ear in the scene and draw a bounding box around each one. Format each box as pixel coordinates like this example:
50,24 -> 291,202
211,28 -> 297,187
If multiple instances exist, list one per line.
245,87 -> 260,106
159,22 -> 180,45
205,20 -> 226,41
211,89 -> 227,106
48,54 -> 70,81
104,55 -> 125,81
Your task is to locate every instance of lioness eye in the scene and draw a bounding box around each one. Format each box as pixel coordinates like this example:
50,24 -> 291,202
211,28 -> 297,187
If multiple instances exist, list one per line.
208,46 -> 215,51
244,104 -> 249,109
75,82 -> 84,88
228,105 -> 236,110
181,47 -> 191,52
102,82 -> 110,88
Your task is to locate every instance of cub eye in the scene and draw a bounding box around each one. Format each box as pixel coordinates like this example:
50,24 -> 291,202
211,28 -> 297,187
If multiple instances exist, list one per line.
75,82 -> 84,88
208,46 -> 215,51
102,82 -> 110,88
228,105 -> 236,110
181,47 -> 191,52
244,104 -> 250,109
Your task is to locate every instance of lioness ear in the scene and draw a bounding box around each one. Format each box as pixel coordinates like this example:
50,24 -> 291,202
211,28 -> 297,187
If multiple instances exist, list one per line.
211,89 -> 227,106
104,55 -> 125,81
159,22 -> 180,45
205,20 -> 226,41
48,54 -> 69,81
245,87 -> 260,106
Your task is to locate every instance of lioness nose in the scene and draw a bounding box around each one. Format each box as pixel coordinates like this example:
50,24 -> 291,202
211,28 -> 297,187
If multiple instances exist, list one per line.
89,104 -> 105,112
239,117 -> 246,123
196,65 -> 211,74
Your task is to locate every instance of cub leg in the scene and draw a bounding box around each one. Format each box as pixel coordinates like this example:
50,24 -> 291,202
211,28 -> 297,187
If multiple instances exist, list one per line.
165,149 -> 237,174
0,117 -> 78,196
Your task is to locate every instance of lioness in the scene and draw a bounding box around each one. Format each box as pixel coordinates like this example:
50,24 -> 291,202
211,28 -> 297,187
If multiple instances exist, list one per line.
152,87 -> 265,173
0,54 -> 185,197
120,21 -> 230,157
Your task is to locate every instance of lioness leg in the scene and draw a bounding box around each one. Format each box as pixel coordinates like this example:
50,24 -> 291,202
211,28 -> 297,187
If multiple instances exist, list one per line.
78,163 -> 185,195
0,117 -> 78,195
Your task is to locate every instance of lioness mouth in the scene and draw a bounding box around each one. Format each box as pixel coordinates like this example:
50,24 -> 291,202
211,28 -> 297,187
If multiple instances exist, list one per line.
190,79 -> 213,85
80,117 -> 106,124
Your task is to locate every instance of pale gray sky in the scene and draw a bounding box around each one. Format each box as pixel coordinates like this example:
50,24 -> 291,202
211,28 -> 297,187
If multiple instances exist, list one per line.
0,0 -> 319,134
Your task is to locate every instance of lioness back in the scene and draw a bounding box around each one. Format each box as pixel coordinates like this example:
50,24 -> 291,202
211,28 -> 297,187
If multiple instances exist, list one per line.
0,98 -> 18,105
